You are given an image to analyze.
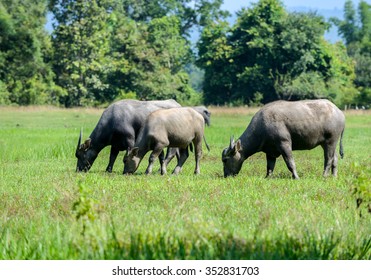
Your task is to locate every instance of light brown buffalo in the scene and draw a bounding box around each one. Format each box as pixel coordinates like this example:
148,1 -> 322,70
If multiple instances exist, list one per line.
123,107 -> 209,175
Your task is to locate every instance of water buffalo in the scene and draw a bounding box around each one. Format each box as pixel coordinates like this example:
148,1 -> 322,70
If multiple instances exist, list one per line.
192,106 -> 211,126
222,99 -> 345,179
75,99 -> 181,172
159,105 -> 211,168
123,107 -> 210,175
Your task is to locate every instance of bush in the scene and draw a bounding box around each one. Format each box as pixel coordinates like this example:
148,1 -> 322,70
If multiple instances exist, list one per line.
350,163 -> 371,217
0,80 -> 10,105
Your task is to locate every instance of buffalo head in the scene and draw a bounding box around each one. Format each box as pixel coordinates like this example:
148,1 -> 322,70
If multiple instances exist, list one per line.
222,136 -> 243,177
192,106 -> 211,126
123,147 -> 141,174
75,130 -> 97,172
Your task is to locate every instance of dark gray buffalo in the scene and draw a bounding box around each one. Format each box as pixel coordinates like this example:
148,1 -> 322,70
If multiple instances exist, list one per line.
123,107 -> 210,175
76,99 -> 181,172
222,99 -> 345,179
76,99 -> 211,172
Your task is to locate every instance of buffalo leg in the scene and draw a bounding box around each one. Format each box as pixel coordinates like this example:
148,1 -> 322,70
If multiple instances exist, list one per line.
161,148 -> 178,175
194,140 -> 203,175
159,150 -> 165,167
164,148 -> 178,165
322,143 -> 337,177
266,154 -> 276,178
106,147 -> 120,173
279,142 -> 299,179
145,148 -> 164,175
332,153 -> 338,177
172,148 -> 189,175
157,149 -> 165,173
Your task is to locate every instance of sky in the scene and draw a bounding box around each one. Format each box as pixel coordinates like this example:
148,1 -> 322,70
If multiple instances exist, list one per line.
221,0 -> 365,13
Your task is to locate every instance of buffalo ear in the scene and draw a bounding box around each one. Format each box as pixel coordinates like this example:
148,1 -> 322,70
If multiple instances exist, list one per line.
235,139 -> 242,153
131,147 -> 139,157
83,138 -> 91,150
225,138 -> 241,156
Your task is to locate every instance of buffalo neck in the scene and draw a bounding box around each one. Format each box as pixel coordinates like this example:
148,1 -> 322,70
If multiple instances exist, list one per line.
135,130 -> 151,160
88,127 -> 107,154
88,110 -> 113,154
239,122 -> 263,159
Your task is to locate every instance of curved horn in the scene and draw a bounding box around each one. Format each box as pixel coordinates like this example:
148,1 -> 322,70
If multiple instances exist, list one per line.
77,128 -> 82,150
229,136 -> 235,149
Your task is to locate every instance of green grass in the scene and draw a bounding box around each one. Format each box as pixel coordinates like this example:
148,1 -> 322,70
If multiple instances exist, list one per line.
0,106 -> 370,259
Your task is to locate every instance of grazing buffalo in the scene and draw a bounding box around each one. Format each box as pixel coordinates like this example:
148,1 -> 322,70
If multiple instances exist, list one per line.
192,106 -> 211,126
123,107 -> 210,175
222,99 -> 345,179
75,99 -> 181,172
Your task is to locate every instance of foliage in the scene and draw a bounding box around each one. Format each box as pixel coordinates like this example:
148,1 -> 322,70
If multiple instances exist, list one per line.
197,0 -> 357,106
72,180 -> 102,235
45,0 -> 226,106
0,0 -> 369,107
0,107 -> 370,259
331,0 -> 371,107
109,15 -> 195,101
0,80 -> 10,104
278,41 -> 357,105
350,163 -> 371,217
196,20 -> 234,104
0,0 -> 64,105
50,0 -> 113,107
113,0 -> 228,37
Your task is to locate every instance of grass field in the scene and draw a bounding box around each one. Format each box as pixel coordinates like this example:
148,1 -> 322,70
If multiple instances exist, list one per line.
0,106 -> 370,260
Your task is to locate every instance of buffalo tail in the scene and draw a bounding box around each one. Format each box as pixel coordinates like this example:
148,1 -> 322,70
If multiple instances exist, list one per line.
339,129 -> 344,159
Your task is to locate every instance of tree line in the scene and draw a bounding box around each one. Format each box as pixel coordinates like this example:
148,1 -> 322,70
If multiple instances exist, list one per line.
0,0 -> 370,108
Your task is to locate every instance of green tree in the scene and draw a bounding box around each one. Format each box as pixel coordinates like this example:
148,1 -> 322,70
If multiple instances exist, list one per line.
196,20 -> 234,104
0,0 -> 61,105
197,0 -> 356,106
359,0 -> 371,51
331,0 -> 371,106
332,0 -> 360,46
109,15 -> 195,102
50,0 -> 114,107
229,0 -> 288,103
117,0 -> 228,37
49,0 -> 224,106
281,41 -> 357,105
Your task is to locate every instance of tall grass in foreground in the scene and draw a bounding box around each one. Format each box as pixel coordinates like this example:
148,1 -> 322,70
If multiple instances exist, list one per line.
0,107 -> 370,259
